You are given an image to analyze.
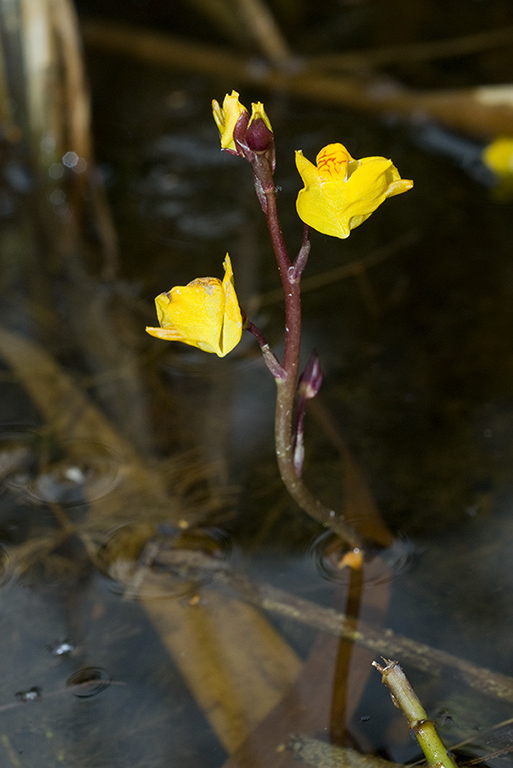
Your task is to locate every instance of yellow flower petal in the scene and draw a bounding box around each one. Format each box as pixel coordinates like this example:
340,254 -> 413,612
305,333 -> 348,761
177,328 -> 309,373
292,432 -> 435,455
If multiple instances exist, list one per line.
296,142 -> 413,238
219,254 -> 243,355
146,255 -> 243,357
316,143 -> 353,180
212,91 -> 248,152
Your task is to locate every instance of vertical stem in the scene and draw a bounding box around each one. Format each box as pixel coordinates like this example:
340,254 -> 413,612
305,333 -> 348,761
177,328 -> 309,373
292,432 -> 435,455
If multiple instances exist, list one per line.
274,373 -> 362,547
263,188 -> 300,373
263,186 -> 362,549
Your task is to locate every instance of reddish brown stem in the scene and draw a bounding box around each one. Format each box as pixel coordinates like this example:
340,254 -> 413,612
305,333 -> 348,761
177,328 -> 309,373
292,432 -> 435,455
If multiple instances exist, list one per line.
260,180 -> 362,549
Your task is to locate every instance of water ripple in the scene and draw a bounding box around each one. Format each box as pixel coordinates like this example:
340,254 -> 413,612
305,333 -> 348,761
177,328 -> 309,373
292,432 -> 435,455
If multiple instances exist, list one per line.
98,524 -> 234,600
0,428 -> 121,505
66,667 -> 110,698
309,530 -> 415,586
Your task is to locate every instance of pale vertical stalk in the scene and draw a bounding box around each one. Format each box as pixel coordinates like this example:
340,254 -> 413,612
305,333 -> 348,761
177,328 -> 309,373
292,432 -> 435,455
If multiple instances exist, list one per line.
373,659 -> 458,768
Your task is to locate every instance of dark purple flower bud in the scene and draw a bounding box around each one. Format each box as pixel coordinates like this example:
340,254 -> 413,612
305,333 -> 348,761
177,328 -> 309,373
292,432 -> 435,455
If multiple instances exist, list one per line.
232,110 -> 250,154
297,351 -> 323,400
246,117 -> 274,153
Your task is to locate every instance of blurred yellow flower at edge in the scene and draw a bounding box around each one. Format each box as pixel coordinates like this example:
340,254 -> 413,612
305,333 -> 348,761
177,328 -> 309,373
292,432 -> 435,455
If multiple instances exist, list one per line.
482,137 -> 513,177
482,136 -> 513,199
296,143 -> 413,239
145,255 -> 243,357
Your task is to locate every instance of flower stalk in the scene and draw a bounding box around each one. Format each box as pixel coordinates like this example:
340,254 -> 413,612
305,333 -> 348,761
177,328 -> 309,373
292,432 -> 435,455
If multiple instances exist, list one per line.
226,105 -> 363,548
259,169 -> 363,548
147,91 -> 412,554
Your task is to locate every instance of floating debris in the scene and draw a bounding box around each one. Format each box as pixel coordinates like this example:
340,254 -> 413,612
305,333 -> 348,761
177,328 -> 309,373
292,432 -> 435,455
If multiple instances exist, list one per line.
47,639 -> 75,657
16,687 -> 42,703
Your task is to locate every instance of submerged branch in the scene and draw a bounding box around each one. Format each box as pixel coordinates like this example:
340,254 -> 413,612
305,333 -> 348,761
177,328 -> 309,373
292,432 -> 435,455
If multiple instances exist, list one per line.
308,25 -> 513,72
287,733 -> 402,768
236,0 -> 292,66
155,548 -> 513,706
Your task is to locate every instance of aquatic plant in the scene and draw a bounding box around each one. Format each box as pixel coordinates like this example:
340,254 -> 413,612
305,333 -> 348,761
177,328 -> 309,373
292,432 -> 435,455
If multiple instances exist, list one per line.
147,90 -> 413,557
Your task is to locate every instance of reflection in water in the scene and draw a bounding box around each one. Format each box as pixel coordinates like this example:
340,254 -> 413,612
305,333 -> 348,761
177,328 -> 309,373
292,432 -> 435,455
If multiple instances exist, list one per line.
98,523 -> 235,599
0,542 -> 15,588
1,0 -> 513,765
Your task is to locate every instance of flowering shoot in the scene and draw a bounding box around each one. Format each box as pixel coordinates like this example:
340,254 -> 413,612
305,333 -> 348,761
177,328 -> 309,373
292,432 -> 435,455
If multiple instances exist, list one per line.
147,91 -> 413,552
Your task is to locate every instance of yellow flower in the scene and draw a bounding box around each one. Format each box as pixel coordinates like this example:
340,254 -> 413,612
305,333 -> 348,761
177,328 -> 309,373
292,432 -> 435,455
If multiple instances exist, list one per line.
212,91 -> 248,152
295,143 -> 413,239
482,136 -> 513,199
482,136 -> 513,176
146,255 -> 243,358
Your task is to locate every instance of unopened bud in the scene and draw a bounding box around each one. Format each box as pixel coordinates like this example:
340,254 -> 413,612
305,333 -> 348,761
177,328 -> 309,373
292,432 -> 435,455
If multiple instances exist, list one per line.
297,351 -> 323,400
246,102 -> 275,172
246,117 -> 274,152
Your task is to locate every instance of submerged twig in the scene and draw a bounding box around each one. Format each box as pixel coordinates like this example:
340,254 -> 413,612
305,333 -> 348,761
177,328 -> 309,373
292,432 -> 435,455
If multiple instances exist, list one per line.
236,0 -> 292,67
153,547 -> 513,706
260,586 -> 513,705
308,25 -> 513,72
287,733 -> 401,768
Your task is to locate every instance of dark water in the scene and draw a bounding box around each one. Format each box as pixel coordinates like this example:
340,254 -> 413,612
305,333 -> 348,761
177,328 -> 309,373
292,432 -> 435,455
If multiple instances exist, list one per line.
1,2 -> 513,766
